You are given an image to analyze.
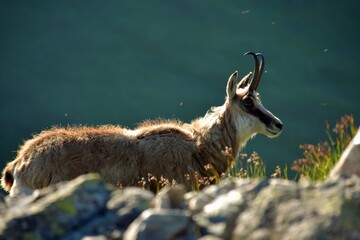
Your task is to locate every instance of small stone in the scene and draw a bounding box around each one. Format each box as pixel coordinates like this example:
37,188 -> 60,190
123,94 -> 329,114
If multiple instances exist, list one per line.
123,209 -> 197,240
153,185 -> 186,209
82,236 -> 107,240
198,235 -> 223,240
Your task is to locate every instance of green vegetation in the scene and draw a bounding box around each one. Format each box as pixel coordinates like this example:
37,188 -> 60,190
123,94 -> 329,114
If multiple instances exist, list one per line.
233,114 -> 357,182
138,115 -> 357,192
227,114 -> 357,182
291,115 -> 357,181
227,151 -> 266,180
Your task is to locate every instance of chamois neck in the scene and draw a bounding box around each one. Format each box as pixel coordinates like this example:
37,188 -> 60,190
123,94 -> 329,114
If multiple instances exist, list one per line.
191,104 -> 243,173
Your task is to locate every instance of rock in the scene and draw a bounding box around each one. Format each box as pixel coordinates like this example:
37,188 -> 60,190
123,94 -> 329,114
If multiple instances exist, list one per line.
232,179 -> 300,239
188,179 -> 268,239
0,172 -> 359,239
0,174 -> 154,239
66,187 -> 154,239
106,187 -> 154,230
153,185 -> 186,209
198,235 -> 224,240
232,176 -> 360,240
123,208 -> 198,240
186,190 -> 214,214
186,179 -> 267,215
330,127 -> 360,179
193,189 -> 245,239
0,173 -> 111,239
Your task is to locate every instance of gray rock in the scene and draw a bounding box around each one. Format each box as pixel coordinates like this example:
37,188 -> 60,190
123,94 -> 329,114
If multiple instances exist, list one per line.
185,179 -> 267,215
0,173 -> 111,239
189,178 -> 268,239
193,189 -> 245,239
330,127 -> 360,178
153,185 -> 186,209
0,175 -> 155,240
106,187 -> 154,232
198,235 -> 224,240
65,187 -> 154,239
232,176 -> 360,240
123,208 -> 198,240
186,191 -> 214,214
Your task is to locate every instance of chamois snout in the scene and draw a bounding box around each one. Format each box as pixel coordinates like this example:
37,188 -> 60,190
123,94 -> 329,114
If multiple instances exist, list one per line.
262,109 -> 283,138
239,96 -> 283,138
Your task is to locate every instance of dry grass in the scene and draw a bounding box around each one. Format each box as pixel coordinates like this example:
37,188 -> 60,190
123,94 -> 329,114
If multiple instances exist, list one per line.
292,115 -> 357,181
136,115 -> 357,192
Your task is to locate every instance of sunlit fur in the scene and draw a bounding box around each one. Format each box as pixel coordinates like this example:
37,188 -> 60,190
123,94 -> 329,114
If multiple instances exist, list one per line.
1,71 -> 282,195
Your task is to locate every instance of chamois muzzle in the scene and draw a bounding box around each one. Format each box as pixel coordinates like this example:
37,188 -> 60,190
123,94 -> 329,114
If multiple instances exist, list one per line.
244,52 -> 265,91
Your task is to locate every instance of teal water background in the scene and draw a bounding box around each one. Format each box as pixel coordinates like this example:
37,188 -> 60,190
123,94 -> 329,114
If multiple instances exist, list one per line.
1,1 -> 359,177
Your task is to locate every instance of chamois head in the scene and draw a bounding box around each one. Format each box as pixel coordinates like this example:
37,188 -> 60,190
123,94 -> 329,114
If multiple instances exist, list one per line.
226,52 -> 283,138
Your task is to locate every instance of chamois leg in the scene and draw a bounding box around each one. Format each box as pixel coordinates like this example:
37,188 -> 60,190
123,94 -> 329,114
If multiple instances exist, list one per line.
9,174 -> 33,197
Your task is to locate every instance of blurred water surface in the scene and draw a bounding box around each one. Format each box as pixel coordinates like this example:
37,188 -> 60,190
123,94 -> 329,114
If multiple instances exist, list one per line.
1,1 -> 359,176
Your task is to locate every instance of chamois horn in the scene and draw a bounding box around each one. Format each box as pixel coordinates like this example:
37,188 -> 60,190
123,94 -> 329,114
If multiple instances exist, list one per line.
244,52 -> 265,90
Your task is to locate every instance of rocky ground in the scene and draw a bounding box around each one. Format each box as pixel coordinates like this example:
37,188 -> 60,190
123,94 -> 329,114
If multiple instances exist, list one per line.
1,129 -> 360,240
0,173 -> 359,240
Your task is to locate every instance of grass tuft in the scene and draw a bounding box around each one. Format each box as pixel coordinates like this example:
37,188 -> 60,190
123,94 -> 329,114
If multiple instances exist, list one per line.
226,151 -> 266,179
291,115 -> 357,181
137,115 -> 357,193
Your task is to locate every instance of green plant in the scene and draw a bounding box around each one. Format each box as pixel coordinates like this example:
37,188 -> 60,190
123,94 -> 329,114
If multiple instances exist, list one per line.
137,115 -> 357,193
227,151 -> 267,179
227,151 -> 292,180
291,115 -> 357,181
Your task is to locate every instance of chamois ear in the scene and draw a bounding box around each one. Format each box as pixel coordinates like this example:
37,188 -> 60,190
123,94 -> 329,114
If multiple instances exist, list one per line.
226,71 -> 238,101
237,72 -> 252,89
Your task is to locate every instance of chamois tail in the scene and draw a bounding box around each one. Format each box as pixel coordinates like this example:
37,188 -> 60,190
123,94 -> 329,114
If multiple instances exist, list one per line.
1,163 -> 14,192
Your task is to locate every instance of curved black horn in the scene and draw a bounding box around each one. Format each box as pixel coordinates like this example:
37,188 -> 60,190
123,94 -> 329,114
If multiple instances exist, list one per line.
255,53 -> 265,90
244,52 -> 265,90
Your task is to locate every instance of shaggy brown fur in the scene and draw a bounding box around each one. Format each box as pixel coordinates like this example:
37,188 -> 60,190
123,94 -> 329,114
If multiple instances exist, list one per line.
1,71 -> 282,195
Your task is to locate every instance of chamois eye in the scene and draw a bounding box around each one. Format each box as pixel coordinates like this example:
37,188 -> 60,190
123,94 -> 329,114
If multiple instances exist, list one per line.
243,99 -> 254,109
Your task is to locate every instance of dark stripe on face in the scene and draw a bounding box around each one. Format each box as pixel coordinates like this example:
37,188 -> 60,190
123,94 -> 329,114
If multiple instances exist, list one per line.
252,107 -> 273,127
239,92 -> 275,127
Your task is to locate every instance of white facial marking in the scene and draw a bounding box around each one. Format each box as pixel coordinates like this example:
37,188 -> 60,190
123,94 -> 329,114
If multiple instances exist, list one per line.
232,110 -> 258,147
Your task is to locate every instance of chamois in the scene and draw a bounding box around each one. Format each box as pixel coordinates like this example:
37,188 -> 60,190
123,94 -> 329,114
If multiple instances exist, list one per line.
1,52 -> 282,195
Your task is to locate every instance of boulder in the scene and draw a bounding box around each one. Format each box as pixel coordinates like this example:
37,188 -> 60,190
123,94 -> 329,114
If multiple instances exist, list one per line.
0,174 -> 154,239
0,173 -> 111,239
232,177 -> 360,239
330,127 -> 360,178
189,179 -> 268,239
